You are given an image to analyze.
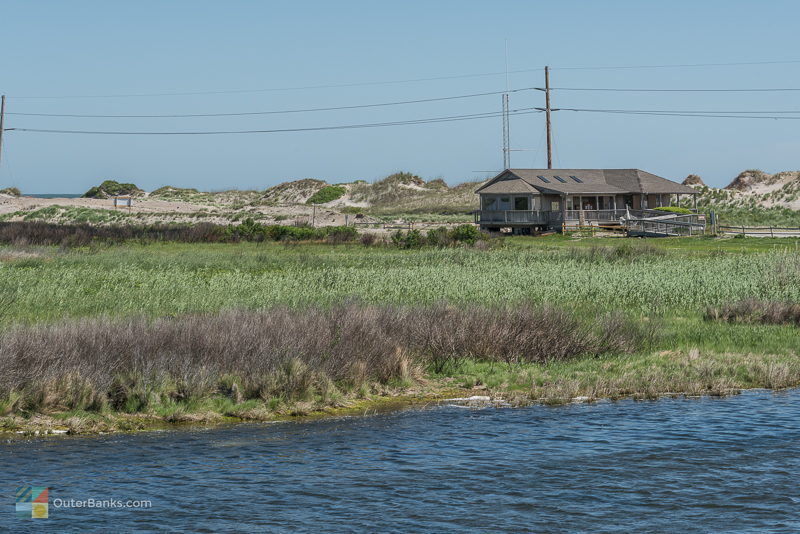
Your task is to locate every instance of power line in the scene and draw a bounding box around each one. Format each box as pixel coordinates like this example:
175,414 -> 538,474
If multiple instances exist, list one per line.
558,107 -> 800,114
549,87 -> 800,93
5,70 -> 546,100
6,87 -> 538,118
551,59 -> 800,70
5,107 -> 544,135
553,107 -> 800,120
9,58 -> 800,99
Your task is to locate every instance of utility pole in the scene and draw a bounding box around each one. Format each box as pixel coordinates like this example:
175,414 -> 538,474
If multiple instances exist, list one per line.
544,67 -> 552,169
0,95 -> 6,172
501,93 -> 510,169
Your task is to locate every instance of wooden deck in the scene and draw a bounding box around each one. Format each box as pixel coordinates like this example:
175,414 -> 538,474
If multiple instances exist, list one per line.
475,208 -> 667,227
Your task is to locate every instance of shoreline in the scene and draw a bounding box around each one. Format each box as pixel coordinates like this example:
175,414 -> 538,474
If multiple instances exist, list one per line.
5,350 -> 800,437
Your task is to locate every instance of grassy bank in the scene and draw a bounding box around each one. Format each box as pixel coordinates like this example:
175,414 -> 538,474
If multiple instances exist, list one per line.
5,349 -> 800,435
0,235 -> 798,434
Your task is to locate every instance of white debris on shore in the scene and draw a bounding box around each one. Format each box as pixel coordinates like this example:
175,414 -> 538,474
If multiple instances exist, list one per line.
444,396 -> 511,408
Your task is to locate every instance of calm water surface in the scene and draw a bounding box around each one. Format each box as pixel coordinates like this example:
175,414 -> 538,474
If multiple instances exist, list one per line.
2,389 -> 799,533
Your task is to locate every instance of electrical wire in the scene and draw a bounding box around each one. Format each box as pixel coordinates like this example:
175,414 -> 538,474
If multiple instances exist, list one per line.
4,108 -> 543,135
550,59 -> 800,70
6,87 -> 537,118
5,70 -> 545,99
555,107 -> 800,120
549,87 -> 800,93
557,107 -> 800,114
7,58 -> 800,99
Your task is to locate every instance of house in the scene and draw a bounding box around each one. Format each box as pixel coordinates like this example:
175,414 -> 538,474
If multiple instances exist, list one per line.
474,168 -> 699,232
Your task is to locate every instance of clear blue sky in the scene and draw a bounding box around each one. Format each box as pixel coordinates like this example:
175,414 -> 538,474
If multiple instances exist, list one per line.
2,0 -> 800,193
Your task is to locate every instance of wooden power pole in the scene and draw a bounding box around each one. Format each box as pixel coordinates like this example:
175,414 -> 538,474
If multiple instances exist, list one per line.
544,67 -> 552,169
0,95 -> 6,172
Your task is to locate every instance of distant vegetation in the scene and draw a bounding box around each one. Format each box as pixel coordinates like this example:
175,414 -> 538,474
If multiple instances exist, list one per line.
348,172 -> 480,215
0,187 -> 21,197
306,185 -> 346,205
0,220 -> 360,247
390,225 -> 483,248
0,220 -> 495,249
150,186 -> 261,206
710,207 -> 800,227
653,206 -> 692,214
82,180 -> 143,199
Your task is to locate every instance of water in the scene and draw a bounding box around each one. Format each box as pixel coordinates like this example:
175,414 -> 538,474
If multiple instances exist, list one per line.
3,390 -> 799,533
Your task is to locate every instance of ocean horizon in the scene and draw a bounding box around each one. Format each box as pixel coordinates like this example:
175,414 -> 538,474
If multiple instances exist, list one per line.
23,193 -> 83,198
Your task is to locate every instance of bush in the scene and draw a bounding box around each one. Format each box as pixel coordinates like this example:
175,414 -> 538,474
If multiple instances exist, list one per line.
449,224 -> 481,245
390,225 -> 484,249
83,180 -> 143,199
706,299 -> 800,326
425,227 -> 453,248
391,229 -> 424,249
306,185 -> 346,205
360,233 -> 379,247
0,187 -> 21,197
0,303 -> 658,414
323,226 -> 358,244
653,206 -> 692,214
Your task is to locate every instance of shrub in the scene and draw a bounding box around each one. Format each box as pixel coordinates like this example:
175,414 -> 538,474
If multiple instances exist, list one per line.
391,229 -> 424,249
653,206 -> 692,214
449,224 -> 481,245
0,187 -> 21,197
360,233 -> 379,247
706,299 -> 800,327
323,226 -> 358,244
83,180 -> 143,199
0,303 -> 657,414
425,227 -> 453,248
306,185 -> 346,205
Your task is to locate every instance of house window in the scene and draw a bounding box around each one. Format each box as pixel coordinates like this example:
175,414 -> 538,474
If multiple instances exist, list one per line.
514,197 -> 529,210
566,197 -> 574,210
550,200 -> 560,211
483,197 -> 496,210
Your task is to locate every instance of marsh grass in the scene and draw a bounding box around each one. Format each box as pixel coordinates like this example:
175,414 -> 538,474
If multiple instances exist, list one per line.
440,351 -> 800,403
0,304 -> 653,418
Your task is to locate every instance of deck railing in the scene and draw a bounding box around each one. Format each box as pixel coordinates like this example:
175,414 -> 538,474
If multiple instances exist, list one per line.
625,216 -> 705,237
564,209 -> 629,221
475,208 -> 690,225
474,210 -> 554,224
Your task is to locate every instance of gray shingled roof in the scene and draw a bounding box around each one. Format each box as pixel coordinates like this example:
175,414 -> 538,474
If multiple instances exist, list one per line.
477,175 -> 538,194
475,169 -> 697,195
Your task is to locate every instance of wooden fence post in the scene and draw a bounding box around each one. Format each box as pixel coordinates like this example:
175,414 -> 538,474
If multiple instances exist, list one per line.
770,226 -> 774,238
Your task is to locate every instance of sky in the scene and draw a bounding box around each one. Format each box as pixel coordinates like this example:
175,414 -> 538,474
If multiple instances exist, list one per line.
2,0 -> 800,193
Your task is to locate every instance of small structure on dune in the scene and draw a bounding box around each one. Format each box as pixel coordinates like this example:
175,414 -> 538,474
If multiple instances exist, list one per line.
112,196 -> 133,209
